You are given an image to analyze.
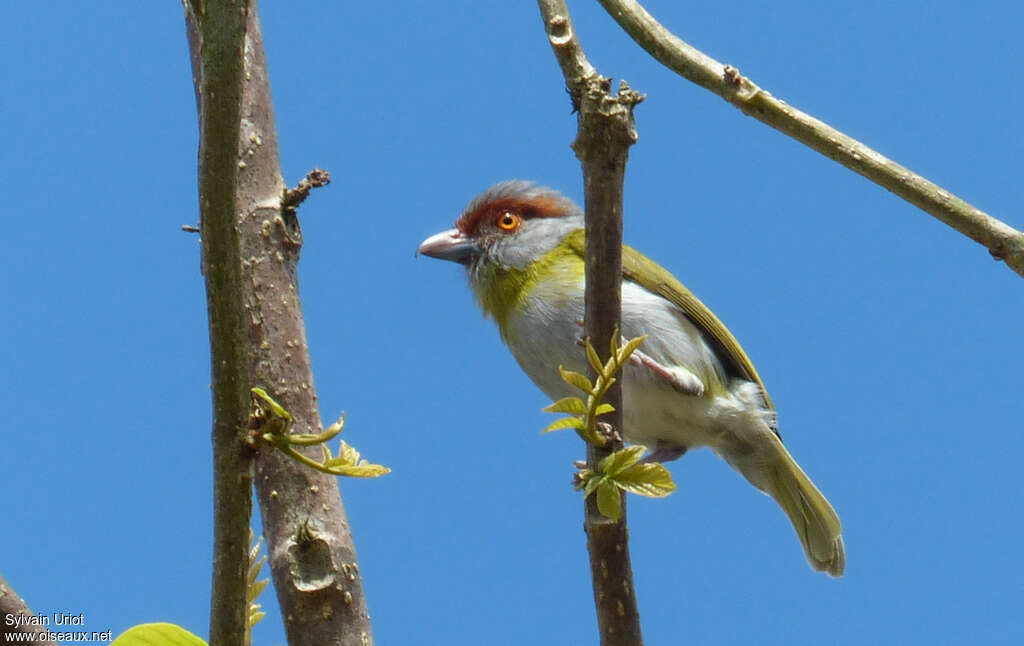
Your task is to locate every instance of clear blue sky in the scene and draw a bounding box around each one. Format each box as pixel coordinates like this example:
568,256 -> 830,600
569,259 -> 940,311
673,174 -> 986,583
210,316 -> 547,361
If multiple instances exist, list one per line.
3,2 -> 1022,645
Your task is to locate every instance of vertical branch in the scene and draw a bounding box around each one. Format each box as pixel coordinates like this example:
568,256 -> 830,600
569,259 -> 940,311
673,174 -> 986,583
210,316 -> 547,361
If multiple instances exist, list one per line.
184,1 -> 254,645
537,2 -> 645,644
184,2 -> 376,645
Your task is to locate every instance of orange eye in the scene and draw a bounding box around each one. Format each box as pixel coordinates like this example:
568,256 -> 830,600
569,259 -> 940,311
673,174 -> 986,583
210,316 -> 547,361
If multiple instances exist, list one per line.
497,211 -> 521,232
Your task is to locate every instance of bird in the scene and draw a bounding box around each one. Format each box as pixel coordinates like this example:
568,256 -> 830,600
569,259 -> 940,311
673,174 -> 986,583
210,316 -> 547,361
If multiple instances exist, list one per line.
417,180 -> 844,576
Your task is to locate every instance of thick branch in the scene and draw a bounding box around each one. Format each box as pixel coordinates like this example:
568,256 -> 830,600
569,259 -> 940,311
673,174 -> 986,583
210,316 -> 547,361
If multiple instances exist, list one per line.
185,2 -> 375,645
0,574 -> 57,645
185,2 -> 254,645
597,0 -> 1024,278
538,2 -> 644,644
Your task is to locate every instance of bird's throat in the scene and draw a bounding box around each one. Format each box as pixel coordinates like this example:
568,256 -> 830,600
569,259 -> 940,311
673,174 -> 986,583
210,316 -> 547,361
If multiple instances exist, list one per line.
470,240 -> 584,341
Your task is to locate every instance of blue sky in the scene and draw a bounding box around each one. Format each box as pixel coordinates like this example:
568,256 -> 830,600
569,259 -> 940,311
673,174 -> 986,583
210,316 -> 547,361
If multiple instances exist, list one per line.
3,1 -> 1022,645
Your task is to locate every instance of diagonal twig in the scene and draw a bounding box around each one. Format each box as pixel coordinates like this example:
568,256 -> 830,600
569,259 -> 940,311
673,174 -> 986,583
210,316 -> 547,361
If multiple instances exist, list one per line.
596,0 -> 1024,277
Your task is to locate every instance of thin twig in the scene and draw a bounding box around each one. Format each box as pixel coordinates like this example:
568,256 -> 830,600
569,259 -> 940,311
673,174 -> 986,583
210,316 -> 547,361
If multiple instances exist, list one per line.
537,2 -> 645,644
596,0 -> 1024,277
535,1 -> 597,91
282,168 -> 331,212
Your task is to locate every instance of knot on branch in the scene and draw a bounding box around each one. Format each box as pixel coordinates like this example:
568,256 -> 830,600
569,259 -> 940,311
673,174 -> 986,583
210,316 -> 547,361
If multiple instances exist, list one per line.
571,77 -> 645,163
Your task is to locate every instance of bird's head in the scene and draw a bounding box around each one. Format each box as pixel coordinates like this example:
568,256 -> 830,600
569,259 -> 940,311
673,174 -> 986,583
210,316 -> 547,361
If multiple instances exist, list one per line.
417,181 -> 583,278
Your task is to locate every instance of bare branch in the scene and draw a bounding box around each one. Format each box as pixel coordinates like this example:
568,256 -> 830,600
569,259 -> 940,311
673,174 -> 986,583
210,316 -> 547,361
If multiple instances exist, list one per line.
536,0 -> 598,91
596,0 -> 1024,277
0,573 -> 57,645
184,2 -> 374,645
184,1 -> 254,645
538,2 -> 644,644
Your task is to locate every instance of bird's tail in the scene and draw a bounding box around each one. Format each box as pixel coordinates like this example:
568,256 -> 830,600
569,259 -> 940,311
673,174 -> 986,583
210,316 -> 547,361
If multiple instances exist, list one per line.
758,442 -> 845,576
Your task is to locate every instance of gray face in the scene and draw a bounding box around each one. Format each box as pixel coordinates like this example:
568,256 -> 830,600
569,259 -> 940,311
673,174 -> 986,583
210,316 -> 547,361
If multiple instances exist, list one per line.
418,181 -> 586,283
471,212 -> 585,274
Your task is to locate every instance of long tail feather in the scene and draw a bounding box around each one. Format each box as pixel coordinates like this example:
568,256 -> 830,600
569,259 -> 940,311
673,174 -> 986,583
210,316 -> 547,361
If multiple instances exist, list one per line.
762,443 -> 845,576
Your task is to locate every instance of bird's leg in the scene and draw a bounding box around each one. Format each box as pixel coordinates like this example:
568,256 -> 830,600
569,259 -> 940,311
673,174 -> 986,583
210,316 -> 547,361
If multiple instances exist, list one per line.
572,319 -> 704,397
640,441 -> 688,464
628,347 -> 705,396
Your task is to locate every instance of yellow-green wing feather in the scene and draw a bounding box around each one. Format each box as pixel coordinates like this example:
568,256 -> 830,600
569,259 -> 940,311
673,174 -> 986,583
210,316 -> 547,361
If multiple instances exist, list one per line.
565,230 -> 773,410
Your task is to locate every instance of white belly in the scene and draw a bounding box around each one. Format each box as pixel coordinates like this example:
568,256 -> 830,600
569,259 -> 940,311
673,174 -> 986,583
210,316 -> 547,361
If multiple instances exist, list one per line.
503,277 -> 763,452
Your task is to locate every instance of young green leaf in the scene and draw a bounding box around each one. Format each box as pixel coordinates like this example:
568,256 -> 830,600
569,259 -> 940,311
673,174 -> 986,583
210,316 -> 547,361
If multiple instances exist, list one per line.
331,463 -> 392,478
251,387 -> 291,422
598,445 -> 646,477
111,623 -> 207,646
596,481 -> 623,521
580,472 -> 602,497
593,403 -> 615,417
613,463 -> 677,498
543,417 -> 586,433
585,340 -> 603,375
246,578 -> 269,604
603,354 -> 619,378
619,335 -> 647,363
558,366 -> 593,393
338,439 -> 361,466
543,396 -> 588,415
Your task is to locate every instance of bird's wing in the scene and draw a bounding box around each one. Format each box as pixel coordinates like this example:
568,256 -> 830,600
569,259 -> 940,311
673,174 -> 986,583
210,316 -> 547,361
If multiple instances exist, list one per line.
565,230 -> 774,410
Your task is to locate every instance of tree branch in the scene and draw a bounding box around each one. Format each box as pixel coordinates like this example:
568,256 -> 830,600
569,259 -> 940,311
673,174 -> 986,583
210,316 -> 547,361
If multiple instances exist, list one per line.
0,573 -> 57,645
537,2 -> 644,644
184,2 -> 254,645
596,0 -> 1024,277
184,2 -> 375,645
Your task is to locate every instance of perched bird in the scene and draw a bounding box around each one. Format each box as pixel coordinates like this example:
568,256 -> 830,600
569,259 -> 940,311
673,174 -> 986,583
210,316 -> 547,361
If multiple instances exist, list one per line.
418,181 -> 844,576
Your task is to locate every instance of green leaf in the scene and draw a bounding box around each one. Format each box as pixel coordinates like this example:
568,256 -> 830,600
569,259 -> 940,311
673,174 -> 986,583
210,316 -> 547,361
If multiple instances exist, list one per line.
618,335 -> 647,363
603,354 -> 619,378
598,445 -> 646,476
609,329 -> 620,358
250,387 -> 290,421
580,471 -> 602,497
596,481 -> 622,521
585,339 -> 603,375
247,533 -> 263,566
574,468 -> 594,492
593,403 -> 615,417
614,463 -> 677,498
558,366 -> 593,393
337,439 -> 361,465
247,578 -> 269,603
330,463 -> 392,478
543,396 -> 587,415
248,609 -> 266,627
111,623 -> 207,646
542,416 -> 585,433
